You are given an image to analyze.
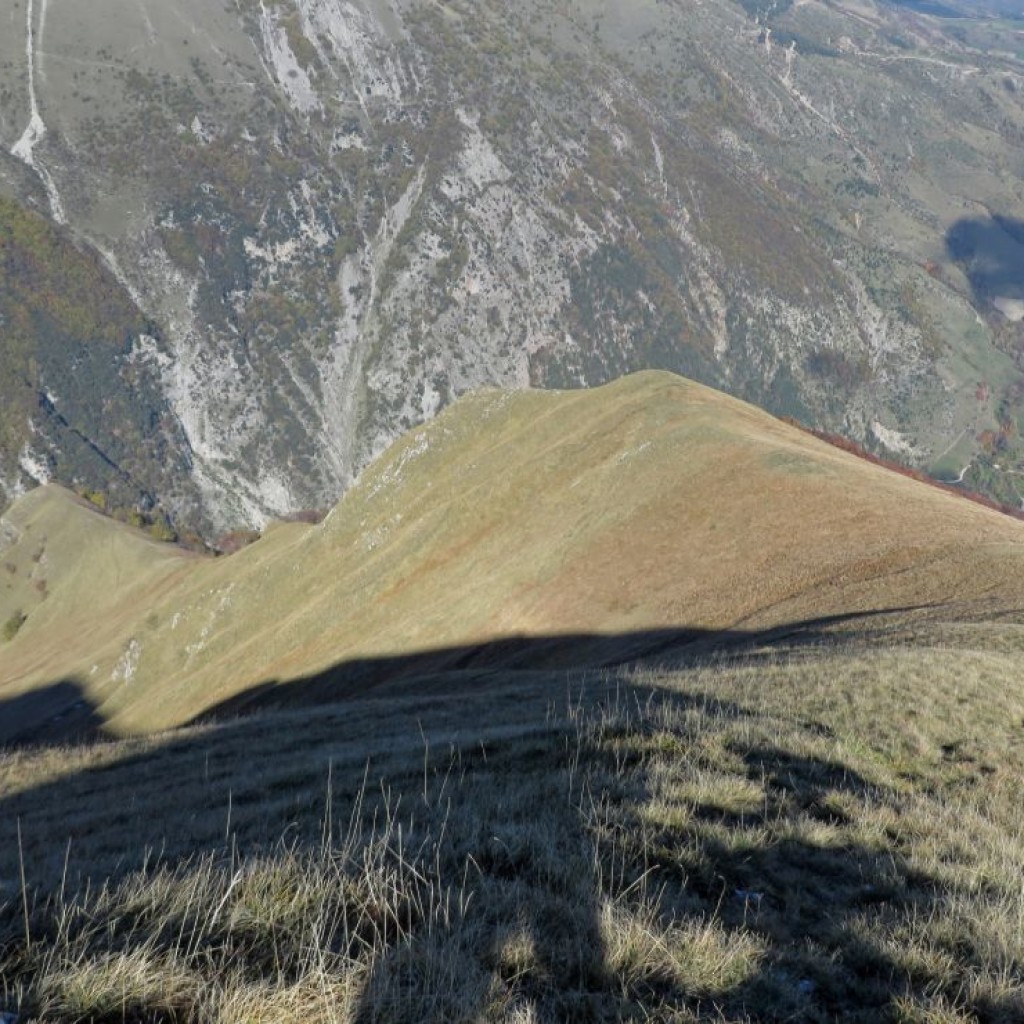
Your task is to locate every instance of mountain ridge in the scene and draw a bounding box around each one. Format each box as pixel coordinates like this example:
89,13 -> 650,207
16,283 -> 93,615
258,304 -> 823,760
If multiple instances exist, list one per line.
7,369 -> 1024,1020
3,369 -> 1024,739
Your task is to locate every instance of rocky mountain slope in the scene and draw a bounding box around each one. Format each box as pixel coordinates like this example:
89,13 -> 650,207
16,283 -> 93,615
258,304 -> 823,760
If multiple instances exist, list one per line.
3,370 -> 1024,738
1,0 -> 1024,531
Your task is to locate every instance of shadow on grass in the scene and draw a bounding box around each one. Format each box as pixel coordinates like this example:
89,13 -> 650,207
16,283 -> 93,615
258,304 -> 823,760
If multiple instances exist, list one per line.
188,604 -> 932,724
0,605 -> 930,750
3,603 -> 1000,1022
0,680 -> 108,747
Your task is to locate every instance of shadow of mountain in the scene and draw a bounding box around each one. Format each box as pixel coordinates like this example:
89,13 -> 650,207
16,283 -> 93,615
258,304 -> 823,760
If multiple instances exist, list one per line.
0,680 -> 107,748
0,606 -> 1014,1021
946,213 -> 1024,308
883,0 -> 969,17
0,605 -> 932,750
0,608 -> 928,894
190,605 -> 932,725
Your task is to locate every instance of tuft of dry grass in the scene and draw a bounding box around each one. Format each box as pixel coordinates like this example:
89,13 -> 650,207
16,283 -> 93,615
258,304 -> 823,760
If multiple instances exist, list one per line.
5,625 -> 1024,1020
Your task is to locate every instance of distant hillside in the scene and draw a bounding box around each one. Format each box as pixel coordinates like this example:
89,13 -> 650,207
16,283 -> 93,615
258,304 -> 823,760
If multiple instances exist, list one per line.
0,200 -> 201,528
3,370 -> 1024,739
3,0 -> 1024,528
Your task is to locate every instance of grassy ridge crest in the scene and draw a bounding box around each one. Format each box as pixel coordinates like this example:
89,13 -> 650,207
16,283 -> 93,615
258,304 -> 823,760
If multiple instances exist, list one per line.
3,370 -> 1024,737
5,373 -> 1024,1019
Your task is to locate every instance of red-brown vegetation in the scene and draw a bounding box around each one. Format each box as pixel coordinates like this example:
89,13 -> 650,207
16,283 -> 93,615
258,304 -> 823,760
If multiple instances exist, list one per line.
782,417 -> 1024,522
281,508 -> 328,525
214,529 -> 262,555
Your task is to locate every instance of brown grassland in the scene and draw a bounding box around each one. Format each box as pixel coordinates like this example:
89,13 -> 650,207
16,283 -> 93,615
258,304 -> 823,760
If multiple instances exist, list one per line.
4,373 -> 1024,1020
5,372 -> 1024,736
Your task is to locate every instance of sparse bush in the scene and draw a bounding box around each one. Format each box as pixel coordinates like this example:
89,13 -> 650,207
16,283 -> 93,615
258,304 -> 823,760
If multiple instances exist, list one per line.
215,528 -> 262,554
125,509 -> 147,529
80,489 -> 108,511
148,513 -> 178,543
2,609 -> 26,641
282,509 -> 328,525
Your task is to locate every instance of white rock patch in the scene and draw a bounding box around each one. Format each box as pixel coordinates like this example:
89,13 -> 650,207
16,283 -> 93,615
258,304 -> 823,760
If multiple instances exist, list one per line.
994,296 -> 1024,323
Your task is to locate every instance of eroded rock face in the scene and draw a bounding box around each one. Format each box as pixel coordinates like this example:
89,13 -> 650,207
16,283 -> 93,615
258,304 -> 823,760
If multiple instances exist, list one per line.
1,0 -> 1023,530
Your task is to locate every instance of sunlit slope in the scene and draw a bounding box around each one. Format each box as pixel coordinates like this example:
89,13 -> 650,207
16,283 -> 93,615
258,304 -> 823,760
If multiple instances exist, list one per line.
4,370 -> 1024,734
0,486 -> 195,699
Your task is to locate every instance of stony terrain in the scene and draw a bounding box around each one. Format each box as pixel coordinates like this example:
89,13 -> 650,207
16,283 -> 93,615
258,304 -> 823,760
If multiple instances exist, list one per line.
1,0 -> 1024,532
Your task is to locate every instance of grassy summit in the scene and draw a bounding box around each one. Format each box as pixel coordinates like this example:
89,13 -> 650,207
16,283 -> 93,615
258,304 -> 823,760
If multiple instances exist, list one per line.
3,370 -> 1024,736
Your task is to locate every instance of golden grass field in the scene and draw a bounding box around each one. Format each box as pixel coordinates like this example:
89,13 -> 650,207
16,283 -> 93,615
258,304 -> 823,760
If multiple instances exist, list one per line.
4,371 -> 1024,736
4,372 -> 1024,1020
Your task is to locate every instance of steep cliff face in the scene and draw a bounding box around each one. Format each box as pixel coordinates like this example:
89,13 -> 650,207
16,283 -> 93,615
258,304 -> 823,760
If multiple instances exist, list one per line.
1,0 -> 1022,530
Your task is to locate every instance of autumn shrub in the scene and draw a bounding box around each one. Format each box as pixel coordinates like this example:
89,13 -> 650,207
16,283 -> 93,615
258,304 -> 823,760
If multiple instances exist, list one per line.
215,529 -> 262,555
781,415 -> 1024,522
282,508 -> 328,525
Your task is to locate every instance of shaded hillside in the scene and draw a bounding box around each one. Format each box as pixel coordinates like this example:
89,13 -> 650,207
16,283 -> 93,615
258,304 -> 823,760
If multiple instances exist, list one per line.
6,621 -> 1024,1020
3,370 -> 1024,736
0,200 -> 200,524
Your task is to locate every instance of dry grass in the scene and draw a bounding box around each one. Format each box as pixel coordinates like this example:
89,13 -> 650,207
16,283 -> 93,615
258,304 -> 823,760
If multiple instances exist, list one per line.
4,621 -> 1024,1021
7,370 -> 1024,737
6,375 -> 1024,1019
